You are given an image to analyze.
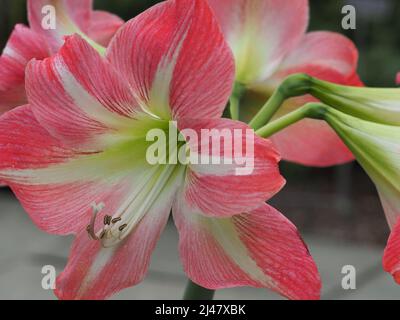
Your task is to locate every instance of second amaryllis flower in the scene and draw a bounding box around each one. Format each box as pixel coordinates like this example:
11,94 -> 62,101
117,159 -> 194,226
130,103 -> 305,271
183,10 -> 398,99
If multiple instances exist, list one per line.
208,0 -> 362,167
0,0 -> 320,300
0,0 -> 123,114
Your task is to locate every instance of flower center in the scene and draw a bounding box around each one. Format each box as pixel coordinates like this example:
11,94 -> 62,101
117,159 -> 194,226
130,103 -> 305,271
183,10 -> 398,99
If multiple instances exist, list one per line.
84,115 -> 187,247
86,163 -> 183,248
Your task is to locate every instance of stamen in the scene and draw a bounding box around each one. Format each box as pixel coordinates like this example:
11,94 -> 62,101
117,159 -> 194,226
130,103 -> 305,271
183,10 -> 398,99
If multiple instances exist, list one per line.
86,202 -> 105,240
97,166 -> 182,248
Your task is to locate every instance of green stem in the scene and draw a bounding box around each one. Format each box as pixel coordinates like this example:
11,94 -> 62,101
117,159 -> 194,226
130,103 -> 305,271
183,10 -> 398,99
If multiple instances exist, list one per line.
256,103 -> 328,138
230,82 -> 246,120
249,88 -> 286,130
183,280 -> 215,300
249,73 -> 312,130
230,95 -> 240,121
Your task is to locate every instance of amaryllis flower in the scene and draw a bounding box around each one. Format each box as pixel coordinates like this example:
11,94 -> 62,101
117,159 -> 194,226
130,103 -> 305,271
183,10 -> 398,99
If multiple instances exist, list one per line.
0,0 -> 123,114
207,0 -> 362,167
0,0 -> 320,300
320,106 -> 400,285
396,72 -> 400,85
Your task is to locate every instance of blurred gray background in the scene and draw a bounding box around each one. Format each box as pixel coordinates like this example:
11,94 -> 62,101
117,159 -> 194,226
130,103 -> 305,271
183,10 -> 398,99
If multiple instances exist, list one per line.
0,0 -> 400,300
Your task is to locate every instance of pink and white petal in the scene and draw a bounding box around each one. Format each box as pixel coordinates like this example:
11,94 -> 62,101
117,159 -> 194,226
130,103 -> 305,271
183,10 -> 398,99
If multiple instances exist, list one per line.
12,179 -> 134,236
173,202 -> 321,300
55,176 -> 179,300
0,105 -> 156,235
26,35 -> 141,148
208,0 -> 309,84
107,0 -> 234,120
28,0 -> 93,52
12,162 -> 176,236
0,105 -> 76,232
0,106 -> 109,233
384,217 -> 400,285
277,32 -> 359,80
87,11 -> 124,47
0,24 -> 48,112
0,105 -> 74,173
178,118 -> 285,217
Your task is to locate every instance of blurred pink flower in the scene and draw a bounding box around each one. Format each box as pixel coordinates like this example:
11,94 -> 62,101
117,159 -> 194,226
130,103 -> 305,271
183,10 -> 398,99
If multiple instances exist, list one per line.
0,0 -> 123,114
208,0 -> 363,167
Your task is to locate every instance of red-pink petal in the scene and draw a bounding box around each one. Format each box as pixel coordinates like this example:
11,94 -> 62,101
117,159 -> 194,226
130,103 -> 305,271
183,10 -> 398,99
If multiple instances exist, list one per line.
0,105 -> 71,231
13,179 -> 134,236
177,118 -> 285,217
396,72 -> 400,85
55,182 -> 177,300
87,11 -> 124,47
208,0 -> 308,83
0,105 -> 137,235
25,35 -> 140,148
0,105 -> 72,171
384,217 -> 400,285
28,0 -> 93,52
275,31 -> 359,81
173,202 -> 321,300
107,0 -> 235,120
0,24 -> 48,113
346,71 -> 364,87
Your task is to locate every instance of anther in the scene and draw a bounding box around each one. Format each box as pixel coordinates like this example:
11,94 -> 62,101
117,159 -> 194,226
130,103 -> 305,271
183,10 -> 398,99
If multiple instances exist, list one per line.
119,224 -> 128,232
103,215 -> 112,225
112,217 -> 122,224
